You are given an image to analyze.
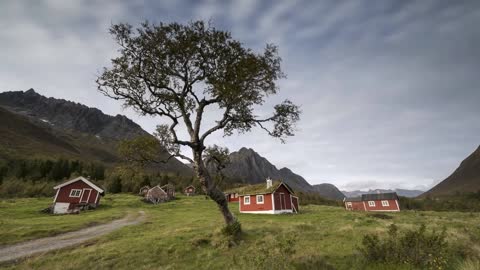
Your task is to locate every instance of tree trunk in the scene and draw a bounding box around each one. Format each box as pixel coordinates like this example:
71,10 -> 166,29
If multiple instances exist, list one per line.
192,150 -> 236,226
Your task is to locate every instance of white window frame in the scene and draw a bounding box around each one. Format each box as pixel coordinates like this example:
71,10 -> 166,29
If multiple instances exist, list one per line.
256,195 -> 264,204
346,202 -> 352,207
368,201 -> 375,207
69,189 -> 82,198
381,200 -> 389,207
244,196 -> 250,205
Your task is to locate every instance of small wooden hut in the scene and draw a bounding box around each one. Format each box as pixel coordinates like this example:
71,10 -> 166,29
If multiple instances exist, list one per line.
160,183 -> 176,199
184,185 -> 196,196
145,186 -> 169,204
139,185 -> 150,196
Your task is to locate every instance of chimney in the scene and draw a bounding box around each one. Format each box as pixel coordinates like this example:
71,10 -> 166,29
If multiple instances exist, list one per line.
266,178 -> 273,188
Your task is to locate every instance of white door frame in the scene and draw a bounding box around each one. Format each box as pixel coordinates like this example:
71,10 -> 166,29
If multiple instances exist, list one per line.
80,188 -> 92,203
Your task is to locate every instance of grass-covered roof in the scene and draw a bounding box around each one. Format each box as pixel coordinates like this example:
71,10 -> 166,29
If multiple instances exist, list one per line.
224,181 -> 293,196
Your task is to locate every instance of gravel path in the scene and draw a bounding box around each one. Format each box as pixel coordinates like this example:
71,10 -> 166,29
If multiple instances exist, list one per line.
0,211 -> 145,263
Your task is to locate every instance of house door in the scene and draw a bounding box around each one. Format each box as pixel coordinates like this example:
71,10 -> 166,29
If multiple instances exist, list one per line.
280,193 -> 286,210
80,189 -> 91,203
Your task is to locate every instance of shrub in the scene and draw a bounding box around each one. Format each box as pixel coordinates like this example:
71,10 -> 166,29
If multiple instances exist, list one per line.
361,224 -> 448,269
368,213 -> 393,220
221,219 -> 242,238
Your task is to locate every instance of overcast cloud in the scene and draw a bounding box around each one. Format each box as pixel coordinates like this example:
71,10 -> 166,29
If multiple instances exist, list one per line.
1,0 -> 479,191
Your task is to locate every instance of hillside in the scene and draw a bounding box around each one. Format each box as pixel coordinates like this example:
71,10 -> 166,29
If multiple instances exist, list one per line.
1,194 -> 479,269
0,89 -> 191,175
343,189 -> 424,198
208,147 -> 315,193
422,145 -> 480,197
312,183 -> 345,200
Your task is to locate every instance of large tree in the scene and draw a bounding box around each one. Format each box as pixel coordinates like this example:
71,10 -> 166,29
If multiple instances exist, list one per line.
97,21 -> 300,228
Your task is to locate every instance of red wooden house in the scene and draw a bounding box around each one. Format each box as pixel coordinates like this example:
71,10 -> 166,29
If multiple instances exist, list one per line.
224,188 -> 240,202
184,185 -> 196,196
237,179 -> 299,214
53,176 -> 104,214
344,192 -> 400,212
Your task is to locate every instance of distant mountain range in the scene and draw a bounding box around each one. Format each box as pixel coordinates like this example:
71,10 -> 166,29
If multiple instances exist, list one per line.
342,189 -> 424,198
312,184 -> 345,200
208,147 -> 316,193
2,89 -> 434,200
0,89 -> 190,175
421,145 -> 480,197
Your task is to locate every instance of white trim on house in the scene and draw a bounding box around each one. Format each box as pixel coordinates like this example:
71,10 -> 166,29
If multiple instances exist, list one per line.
363,201 -> 367,211
366,209 -> 400,212
54,176 -> 104,193
271,193 -> 275,210
239,209 -> 294,214
53,189 -> 60,202
69,189 -> 82,198
95,191 -> 100,204
395,200 -> 400,211
381,200 -> 389,207
244,196 -> 251,205
256,195 -> 264,204
368,201 -> 375,207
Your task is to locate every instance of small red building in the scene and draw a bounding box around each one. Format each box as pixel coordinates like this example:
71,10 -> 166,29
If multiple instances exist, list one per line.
53,176 -> 104,214
226,192 -> 239,202
344,192 -> 400,212
238,179 -> 299,214
224,189 -> 240,202
184,185 -> 196,196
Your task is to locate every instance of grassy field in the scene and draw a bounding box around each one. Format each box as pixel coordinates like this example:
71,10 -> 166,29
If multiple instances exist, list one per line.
1,194 -> 479,269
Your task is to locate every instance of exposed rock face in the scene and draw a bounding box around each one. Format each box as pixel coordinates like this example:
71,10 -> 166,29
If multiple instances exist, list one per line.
0,89 -> 147,140
312,183 -> 345,200
0,89 -> 191,175
421,145 -> 480,197
209,147 -> 316,193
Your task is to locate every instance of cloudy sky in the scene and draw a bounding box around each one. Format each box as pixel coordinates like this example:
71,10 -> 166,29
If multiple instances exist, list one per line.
1,0 -> 479,191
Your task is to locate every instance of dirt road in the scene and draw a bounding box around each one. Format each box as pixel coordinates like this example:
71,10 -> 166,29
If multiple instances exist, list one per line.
0,211 -> 145,263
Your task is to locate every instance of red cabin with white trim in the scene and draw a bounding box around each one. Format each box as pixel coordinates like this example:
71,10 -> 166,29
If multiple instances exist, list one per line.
53,177 -> 104,214
237,179 -> 299,214
344,192 -> 400,212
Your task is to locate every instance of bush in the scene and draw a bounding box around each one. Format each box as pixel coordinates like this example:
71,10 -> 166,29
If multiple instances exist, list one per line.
221,219 -> 242,238
368,213 -> 393,220
361,224 -> 448,269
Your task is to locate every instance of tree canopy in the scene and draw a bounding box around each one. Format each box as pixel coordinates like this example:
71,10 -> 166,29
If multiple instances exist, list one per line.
97,20 -> 301,227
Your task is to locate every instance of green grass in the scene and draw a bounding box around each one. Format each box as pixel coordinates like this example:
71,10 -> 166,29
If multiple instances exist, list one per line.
0,196 -> 142,246
1,194 -> 479,269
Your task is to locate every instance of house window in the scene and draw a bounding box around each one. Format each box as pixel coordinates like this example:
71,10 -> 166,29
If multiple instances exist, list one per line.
381,200 -> 389,207
244,196 -> 250,205
69,189 -> 82,197
368,201 -> 375,207
346,202 -> 352,207
231,194 -> 235,199
257,195 -> 264,204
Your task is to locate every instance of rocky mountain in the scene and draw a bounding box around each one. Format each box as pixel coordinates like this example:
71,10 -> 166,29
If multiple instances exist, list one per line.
0,89 -> 191,175
342,189 -> 424,198
421,145 -> 480,197
0,89 -> 147,140
312,183 -> 345,200
208,147 -> 316,193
